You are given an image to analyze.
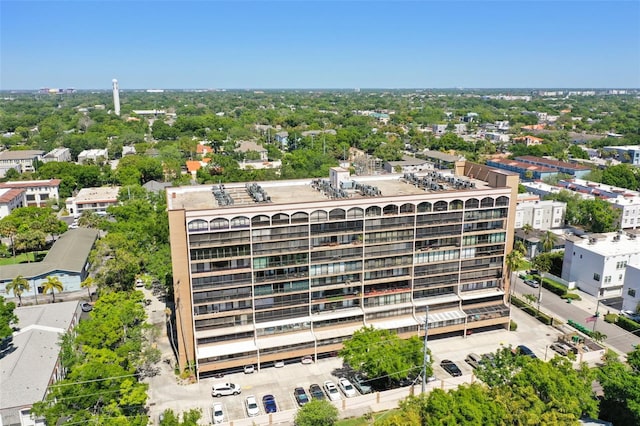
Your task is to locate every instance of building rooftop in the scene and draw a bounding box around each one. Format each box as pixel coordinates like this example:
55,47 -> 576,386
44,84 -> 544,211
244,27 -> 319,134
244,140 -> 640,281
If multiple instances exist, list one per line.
71,186 -> 120,203
570,232 -> 640,257
0,301 -> 79,412
0,179 -> 61,188
421,149 -> 462,163
0,150 -> 44,160
516,156 -> 590,171
604,145 -> 640,150
0,228 -> 99,281
489,158 -> 557,173
167,169 -> 501,212
0,187 -> 23,203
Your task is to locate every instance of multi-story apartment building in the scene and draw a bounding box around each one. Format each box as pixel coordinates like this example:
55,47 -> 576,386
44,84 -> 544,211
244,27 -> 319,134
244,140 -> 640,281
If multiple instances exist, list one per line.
167,162 -> 518,377
43,147 -> 72,163
562,231 -> 640,298
65,186 -> 120,217
602,145 -> 640,166
0,150 -> 45,177
0,179 -> 61,207
515,199 -> 566,230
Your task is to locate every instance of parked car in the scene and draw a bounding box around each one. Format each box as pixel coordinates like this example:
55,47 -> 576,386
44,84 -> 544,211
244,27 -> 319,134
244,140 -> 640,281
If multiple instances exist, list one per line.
621,310 -> 640,322
309,383 -> 325,400
338,377 -> 357,397
262,394 -> 277,413
245,395 -> 259,417
294,387 -> 310,406
301,355 -> 314,364
274,360 -> 285,368
211,383 -> 241,397
464,353 -> 482,369
524,279 -> 539,288
81,302 -> 93,312
324,380 -> 341,401
212,403 -> 224,424
244,364 -> 255,374
514,345 -> 537,359
349,373 -> 372,394
550,342 -> 571,356
440,359 -> 462,377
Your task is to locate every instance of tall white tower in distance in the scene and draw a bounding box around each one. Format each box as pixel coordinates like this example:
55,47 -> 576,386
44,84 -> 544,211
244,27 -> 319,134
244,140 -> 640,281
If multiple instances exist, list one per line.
112,78 -> 120,116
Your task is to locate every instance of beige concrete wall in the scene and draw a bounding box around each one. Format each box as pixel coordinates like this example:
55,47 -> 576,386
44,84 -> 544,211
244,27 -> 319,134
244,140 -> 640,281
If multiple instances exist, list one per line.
167,208 -> 195,373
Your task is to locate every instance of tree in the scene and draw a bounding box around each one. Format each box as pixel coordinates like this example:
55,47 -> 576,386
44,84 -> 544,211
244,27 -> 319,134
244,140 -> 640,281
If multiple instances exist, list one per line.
159,408 -> 202,426
0,296 -> 18,340
591,330 -> 607,343
42,276 -> 63,303
602,164 -> 638,190
81,277 -> 94,301
6,275 -> 30,306
294,399 -> 339,426
540,230 -> 557,253
598,348 -> 640,425
0,217 -> 18,258
14,230 -> 47,262
577,198 -> 620,233
522,223 -> 533,236
339,326 -> 427,383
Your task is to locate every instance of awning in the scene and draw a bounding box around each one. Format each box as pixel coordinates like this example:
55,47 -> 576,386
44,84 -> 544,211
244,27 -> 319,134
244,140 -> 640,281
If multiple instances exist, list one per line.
197,340 -> 257,359
196,323 -> 254,339
257,331 -> 315,349
313,324 -> 362,341
255,315 -> 312,329
312,307 -> 364,321
460,289 -> 505,301
416,310 -> 466,325
414,294 -> 460,307
369,316 -> 420,330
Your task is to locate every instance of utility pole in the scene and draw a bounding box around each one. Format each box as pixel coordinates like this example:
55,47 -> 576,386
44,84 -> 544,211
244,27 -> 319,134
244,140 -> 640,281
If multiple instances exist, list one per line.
593,298 -> 601,332
421,306 -> 430,394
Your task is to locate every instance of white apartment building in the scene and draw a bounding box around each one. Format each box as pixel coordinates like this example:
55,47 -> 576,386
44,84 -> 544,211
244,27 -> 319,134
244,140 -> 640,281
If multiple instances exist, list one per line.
77,149 -> 108,164
602,145 -> 640,166
0,179 -> 61,207
65,186 -> 120,217
0,188 -> 24,219
43,147 -> 72,163
621,264 -> 640,313
515,199 -> 566,230
0,150 -> 45,177
562,232 -> 640,298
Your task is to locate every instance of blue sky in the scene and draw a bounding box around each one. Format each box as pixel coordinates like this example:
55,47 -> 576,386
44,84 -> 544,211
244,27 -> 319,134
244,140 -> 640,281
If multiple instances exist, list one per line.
1,1 -> 639,89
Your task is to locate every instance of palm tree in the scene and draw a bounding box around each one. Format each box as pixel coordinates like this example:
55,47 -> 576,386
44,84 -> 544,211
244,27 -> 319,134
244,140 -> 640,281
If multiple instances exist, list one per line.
514,240 -> 527,257
43,276 -> 64,303
591,331 -> 607,344
6,275 -> 30,306
505,249 -> 523,303
81,277 -> 94,301
540,230 -> 558,253
0,218 -> 18,258
522,223 -> 533,236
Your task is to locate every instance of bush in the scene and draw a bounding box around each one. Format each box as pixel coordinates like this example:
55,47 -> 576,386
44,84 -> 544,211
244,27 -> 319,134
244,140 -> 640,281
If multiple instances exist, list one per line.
509,320 -> 518,331
604,313 -> 617,324
616,315 -> 640,332
542,278 -> 568,297
561,293 -> 582,301
511,296 -> 554,325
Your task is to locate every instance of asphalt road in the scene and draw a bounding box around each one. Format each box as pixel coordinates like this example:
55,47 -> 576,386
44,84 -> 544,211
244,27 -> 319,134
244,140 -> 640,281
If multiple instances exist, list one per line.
512,276 -> 640,354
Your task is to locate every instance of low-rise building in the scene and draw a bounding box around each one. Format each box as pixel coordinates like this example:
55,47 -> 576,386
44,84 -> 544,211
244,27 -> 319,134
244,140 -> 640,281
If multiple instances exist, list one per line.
514,136 -> 544,146
235,141 -> 268,162
42,147 -> 71,163
0,150 -> 45,177
0,301 -> 81,426
384,156 -> 434,173
602,145 -> 640,166
0,179 -> 61,208
515,156 -> 591,178
486,158 -> 558,181
0,188 -> 25,219
0,228 -> 99,298
65,186 -> 120,217
562,232 -> 640,298
515,199 -> 566,230
77,149 -> 108,164
621,264 -> 640,313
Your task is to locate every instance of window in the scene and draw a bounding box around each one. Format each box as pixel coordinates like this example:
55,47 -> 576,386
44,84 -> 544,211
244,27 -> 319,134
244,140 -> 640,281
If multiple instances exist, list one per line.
604,276 -> 611,284
629,288 -> 636,298
593,273 -> 600,282
619,274 -> 624,281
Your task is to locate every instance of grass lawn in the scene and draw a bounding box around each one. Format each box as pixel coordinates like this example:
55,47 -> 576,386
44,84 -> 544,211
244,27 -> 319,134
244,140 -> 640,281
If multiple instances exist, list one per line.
0,252 -> 47,265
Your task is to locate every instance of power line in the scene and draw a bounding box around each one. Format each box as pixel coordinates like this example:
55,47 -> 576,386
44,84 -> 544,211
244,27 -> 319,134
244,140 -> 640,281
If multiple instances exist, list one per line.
48,373 -> 138,387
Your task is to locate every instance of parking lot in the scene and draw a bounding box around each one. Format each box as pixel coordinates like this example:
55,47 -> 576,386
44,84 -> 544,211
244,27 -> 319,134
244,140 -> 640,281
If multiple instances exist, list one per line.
146,297 -> 565,425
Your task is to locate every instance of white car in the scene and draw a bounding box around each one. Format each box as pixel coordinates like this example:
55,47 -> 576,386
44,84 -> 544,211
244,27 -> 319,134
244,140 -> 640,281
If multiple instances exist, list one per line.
212,403 -> 224,424
338,377 -> 357,397
323,380 -> 341,401
244,364 -> 255,374
245,395 -> 259,417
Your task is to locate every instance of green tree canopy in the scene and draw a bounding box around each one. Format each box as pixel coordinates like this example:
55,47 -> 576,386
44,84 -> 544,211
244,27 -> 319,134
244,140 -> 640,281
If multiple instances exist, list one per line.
0,296 -> 18,340
294,399 -> 339,426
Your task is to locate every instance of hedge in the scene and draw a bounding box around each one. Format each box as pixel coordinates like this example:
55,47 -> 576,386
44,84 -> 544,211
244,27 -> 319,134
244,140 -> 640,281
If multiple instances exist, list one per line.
511,295 -> 554,325
541,278 -> 568,297
561,293 -> 582,301
616,316 -> 640,332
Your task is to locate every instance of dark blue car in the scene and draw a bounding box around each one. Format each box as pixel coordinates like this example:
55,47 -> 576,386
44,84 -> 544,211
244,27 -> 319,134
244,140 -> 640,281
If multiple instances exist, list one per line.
262,394 -> 277,413
515,345 -> 537,359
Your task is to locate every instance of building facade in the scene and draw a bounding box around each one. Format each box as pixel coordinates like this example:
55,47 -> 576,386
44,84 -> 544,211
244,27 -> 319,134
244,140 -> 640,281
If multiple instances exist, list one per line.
42,147 -> 71,163
602,145 -> 640,166
514,199 -> 566,230
562,232 -> 640,298
167,163 -> 518,377
622,264 -> 640,313
65,186 -> 120,217
0,150 -> 45,178
0,179 -> 61,208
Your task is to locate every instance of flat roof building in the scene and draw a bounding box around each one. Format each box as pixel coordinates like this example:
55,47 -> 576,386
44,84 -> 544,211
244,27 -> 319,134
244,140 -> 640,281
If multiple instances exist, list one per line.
562,231 -> 640,298
602,145 -> 640,166
486,158 -> 558,181
515,156 -> 591,178
65,186 -> 120,218
0,150 -> 44,177
167,162 -> 519,377
0,179 -> 61,208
